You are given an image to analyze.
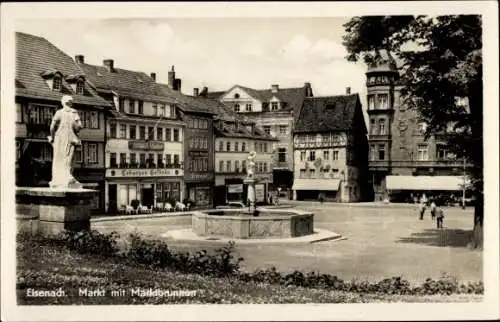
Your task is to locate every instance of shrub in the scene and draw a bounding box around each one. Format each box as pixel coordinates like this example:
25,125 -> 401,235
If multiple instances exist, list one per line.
57,230 -> 120,257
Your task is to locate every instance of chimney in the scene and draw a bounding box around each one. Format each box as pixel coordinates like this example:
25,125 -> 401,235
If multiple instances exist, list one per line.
346,87 -> 351,95
174,78 -> 182,92
168,65 -> 175,89
103,59 -> 114,72
199,86 -> 208,97
271,84 -> 279,93
304,82 -> 312,97
75,55 -> 85,64
193,88 -> 199,96
150,73 -> 156,81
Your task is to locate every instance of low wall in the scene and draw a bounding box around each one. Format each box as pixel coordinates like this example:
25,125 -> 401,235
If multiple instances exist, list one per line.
192,209 -> 314,239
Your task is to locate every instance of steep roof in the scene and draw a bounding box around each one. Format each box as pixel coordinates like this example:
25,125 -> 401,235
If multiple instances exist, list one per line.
217,83 -> 311,116
78,62 -> 167,102
154,83 -> 215,115
294,94 -> 364,134
15,32 -> 111,107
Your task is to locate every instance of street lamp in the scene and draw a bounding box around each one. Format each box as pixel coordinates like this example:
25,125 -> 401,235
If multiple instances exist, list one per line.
462,156 -> 466,209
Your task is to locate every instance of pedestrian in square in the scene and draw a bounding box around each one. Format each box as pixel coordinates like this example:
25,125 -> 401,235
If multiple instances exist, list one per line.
418,201 -> 426,220
430,197 -> 437,220
435,201 -> 445,229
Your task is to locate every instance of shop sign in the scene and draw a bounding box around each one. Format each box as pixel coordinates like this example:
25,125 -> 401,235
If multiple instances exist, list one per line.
184,172 -> 214,181
106,168 -> 183,178
128,140 -> 164,151
255,184 -> 265,202
227,184 -> 243,193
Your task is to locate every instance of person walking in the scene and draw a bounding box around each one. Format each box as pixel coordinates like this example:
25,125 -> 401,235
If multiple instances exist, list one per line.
430,198 -> 437,220
435,201 -> 445,229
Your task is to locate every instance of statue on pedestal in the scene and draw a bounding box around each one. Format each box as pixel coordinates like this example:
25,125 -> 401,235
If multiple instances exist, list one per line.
48,95 -> 83,189
246,151 -> 256,179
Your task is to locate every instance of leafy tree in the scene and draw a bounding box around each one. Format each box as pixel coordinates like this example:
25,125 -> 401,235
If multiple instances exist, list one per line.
343,15 -> 483,248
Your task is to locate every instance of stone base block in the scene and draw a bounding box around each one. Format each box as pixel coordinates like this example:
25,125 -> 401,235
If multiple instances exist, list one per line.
17,213 -> 39,236
16,187 -> 97,236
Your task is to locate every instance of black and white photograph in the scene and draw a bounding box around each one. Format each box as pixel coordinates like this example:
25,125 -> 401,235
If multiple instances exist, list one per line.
1,2 -> 498,321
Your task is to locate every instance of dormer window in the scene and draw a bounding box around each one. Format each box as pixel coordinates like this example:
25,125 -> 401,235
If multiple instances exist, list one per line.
53,76 -> 62,91
271,102 -> 279,111
76,81 -> 85,94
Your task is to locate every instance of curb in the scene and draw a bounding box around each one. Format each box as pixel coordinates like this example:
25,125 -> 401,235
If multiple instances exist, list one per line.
91,212 -> 192,222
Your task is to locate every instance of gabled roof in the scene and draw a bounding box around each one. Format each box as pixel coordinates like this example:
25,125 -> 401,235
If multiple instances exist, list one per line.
15,32 -> 111,107
205,91 -> 225,99
218,83 -> 311,116
294,94 -> 364,134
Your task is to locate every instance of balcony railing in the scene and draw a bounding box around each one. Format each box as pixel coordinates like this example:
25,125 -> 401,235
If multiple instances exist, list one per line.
109,162 -> 183,169
369,159 -> 470,169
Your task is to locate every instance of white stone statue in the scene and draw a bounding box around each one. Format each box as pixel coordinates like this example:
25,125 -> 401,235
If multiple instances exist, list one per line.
247,151 -> 256,178
48,95 -> 83,188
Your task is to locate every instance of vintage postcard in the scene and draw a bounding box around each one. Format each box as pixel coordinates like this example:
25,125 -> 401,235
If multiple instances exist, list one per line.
1,1 -> 499,321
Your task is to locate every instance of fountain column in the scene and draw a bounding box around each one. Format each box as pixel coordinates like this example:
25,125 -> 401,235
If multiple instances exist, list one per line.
244,151 -> 257,214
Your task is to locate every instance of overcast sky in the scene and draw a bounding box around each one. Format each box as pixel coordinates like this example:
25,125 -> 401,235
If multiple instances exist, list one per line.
16,18 -> 368,100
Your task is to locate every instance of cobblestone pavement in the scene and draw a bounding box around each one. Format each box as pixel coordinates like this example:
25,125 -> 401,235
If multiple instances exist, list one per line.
92,202 -> 482,283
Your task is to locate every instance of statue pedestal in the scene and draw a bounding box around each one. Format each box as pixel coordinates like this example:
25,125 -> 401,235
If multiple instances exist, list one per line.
16,187 -> 97,236
244,178 -> 256,213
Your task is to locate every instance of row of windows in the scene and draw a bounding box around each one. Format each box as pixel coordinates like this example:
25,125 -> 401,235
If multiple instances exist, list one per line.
262,125 -> 288,135
109,152 -> 180,166
50,77 -> 85,95
369,144 -> 456,161
367,94 -> 389,110
188,157 -> 209,172
299,168 -> 340,178
110,123 -> 180,141
17,141 -> 99,164
187,118 -> 209,129
152,103 -> 176,118
189,137 -> 208,150
234,103 -> 253,113
119,99 -> 144,115
300,150 -> 339,162
217,160 -> 269,173
17,104 -> 100,130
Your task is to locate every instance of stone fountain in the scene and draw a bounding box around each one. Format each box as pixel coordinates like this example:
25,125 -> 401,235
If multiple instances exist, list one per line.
16,95 -> 97,236
192,151 -> 315,239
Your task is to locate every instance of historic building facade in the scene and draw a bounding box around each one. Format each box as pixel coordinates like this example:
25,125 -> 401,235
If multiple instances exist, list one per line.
207,99 -> 277,206
77,58 -> 185,212
366,58 -> 469,202
15,32 -> 111,212
208,83 -> 313,193
292,92 -> 371,202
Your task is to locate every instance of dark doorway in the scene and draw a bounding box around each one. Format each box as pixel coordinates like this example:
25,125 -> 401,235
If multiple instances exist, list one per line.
108,184 -> 117,213
142,187 -> 154,207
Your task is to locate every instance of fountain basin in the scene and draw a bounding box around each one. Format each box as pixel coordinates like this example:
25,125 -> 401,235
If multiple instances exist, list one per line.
192,208 -> 314,239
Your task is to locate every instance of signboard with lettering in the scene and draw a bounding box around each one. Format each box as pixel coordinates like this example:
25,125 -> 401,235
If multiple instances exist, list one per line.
227,184 -> 243,193
128,140 -> 164,151
106,168 -> 183,178
255,184 -> 265,202
189,151 -> 208,157
184,172 -> 214,182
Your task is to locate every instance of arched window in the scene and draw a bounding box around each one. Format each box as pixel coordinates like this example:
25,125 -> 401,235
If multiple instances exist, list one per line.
234,93 -> 240,99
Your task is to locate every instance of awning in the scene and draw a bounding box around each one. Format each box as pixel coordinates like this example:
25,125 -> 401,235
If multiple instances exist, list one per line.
292,179 -> 341,191
386,175 -> 470,191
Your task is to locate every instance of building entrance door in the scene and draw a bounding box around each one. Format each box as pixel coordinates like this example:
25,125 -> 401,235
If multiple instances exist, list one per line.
142,185 -> 154,207
108,184 -> 117,213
